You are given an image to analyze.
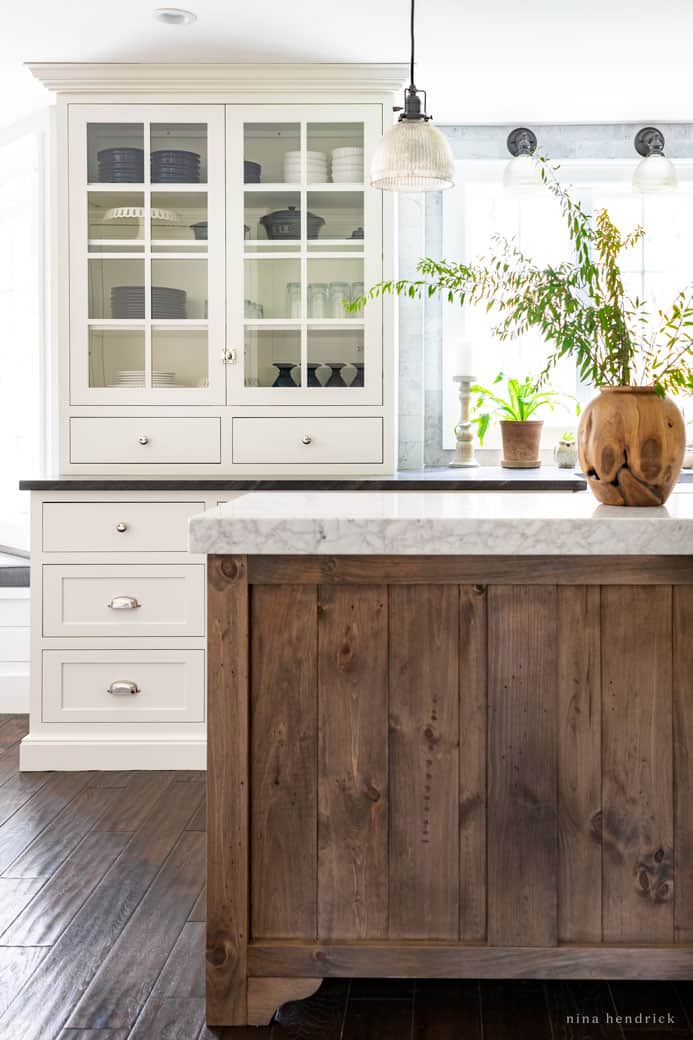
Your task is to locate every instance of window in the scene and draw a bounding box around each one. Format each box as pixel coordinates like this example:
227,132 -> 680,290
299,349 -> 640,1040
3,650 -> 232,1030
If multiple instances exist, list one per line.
441,159 -> 693,449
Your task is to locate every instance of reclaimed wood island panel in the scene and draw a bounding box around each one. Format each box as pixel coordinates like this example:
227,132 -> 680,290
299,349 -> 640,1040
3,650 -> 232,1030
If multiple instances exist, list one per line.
205,552 -> 693,1028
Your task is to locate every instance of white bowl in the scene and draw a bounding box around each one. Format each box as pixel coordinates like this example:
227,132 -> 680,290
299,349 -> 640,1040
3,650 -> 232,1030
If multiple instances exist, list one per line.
284,150 -> 327,162
331,147 -> 364,159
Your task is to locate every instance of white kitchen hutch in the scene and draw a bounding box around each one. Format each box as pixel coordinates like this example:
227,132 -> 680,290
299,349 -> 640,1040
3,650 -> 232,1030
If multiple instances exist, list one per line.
22,63 -> 404,770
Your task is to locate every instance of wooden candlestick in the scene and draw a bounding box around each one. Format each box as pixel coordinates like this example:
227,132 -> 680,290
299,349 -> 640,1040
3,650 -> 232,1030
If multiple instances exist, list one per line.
449,375 -> 479,468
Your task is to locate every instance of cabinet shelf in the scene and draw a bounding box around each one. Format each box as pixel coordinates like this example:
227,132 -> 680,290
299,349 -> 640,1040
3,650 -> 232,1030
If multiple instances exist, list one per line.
243,182 -> 364,192
87,183 -> 208,192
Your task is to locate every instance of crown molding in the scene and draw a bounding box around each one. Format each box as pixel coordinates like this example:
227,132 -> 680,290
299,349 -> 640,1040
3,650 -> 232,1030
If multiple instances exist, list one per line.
27,62 -> 408,96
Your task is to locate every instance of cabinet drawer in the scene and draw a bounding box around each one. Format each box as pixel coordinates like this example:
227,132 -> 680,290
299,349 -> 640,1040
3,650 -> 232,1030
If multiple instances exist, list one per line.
43,501 -> 205,553
43,565 -> 205,637
43,649 -> 205,723
69,417 -> 221,465
232,417 -> 383,465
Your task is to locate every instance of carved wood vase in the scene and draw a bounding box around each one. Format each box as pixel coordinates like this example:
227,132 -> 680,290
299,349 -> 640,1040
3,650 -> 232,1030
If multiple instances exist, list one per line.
578,387 -> 685,506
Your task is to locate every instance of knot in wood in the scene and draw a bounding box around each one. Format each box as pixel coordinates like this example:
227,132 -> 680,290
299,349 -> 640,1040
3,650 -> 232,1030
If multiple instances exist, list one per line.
473,584 -> 487,595
364,781 -> 380,803
220,558 -> 241,581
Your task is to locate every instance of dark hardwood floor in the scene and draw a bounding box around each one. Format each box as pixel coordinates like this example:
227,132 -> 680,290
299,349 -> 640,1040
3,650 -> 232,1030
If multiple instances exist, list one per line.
0,714 -> 691,1039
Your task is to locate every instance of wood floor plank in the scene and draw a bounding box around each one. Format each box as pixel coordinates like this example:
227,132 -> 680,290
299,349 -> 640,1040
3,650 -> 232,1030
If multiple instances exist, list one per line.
87,772 -> 133,789
0,778 -> 204,1040
128,996 -> 205,1040
0,745 -> 23,790
173,771 -> 205,783
0,718 -> 29,755
546,982 -> 624,1039
0,772 -> 94,875
150,920 -> 205,999
342,996 -> 412,1039
0,947 -> 47,1017
186,796 -> 206,832
0,830 -> 128,946
92,771 -> 174,834
0,771 -> 53,828
480,981 -> 553,1040
413,979 -> 482,1039
4,787 -> 118,878
58,1031 -> 129,1039
188,884 -> 205,922
610,981 -> 690,1036
0,877 -> 44,936
67,827 -> 205,1031
274,978 -> 349,1037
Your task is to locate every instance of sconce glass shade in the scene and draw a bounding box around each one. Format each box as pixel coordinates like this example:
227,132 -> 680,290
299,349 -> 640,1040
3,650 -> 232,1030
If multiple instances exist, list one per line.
502,153 -> 542,193
633,154 -> 678,193
370,119 -> 454,192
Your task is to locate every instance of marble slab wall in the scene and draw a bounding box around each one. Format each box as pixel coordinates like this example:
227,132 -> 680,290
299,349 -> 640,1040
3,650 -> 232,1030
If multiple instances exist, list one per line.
396,122 -> 693,469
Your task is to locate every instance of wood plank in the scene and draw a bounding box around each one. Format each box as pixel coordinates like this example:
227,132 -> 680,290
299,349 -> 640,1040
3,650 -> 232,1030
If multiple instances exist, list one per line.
610,980 -> 690,1036
251,582 -> 317,940
0,717 -> 29,755
0,877 -> 44,936
0,744 -> 21,789
0,771 -> 53,828
388,585 -> 460,940
87,772 -> 133,789
459,585 -> 487,942
188,885 -> 205,922
67,826 -> 205,1030
317,585 -> 388,940
480,981 -> 553,1040
249,941 -> 693,980
150,921 -> 205,999
57,1031 -> 129,1040
0,777 -> 204,1040
247,555 -> 693,587
0,947 -> 46,1017
0,772 -> 93,875
93,771 -> 174,833
487,585 -> 558,947
0,830 -> 127,946
272,978 -> 348,1035
185,795 -> 205,832
557,586 -> 602,943
4,786 -> 118,878
342,997 -> 412,1040
413,980 -> 482,1039
128,997 -> 205,1040
673,586 -> 693,943
602,586 -> 674,943
206,555 -> 249,1027
247,978 -> 323,1026
544,982 -> 623,1040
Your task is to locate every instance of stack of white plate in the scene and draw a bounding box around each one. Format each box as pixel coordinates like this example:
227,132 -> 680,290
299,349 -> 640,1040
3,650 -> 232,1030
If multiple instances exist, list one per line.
283,150 -> 328,183
108,370 -> 177,388
331,147 -> 364,183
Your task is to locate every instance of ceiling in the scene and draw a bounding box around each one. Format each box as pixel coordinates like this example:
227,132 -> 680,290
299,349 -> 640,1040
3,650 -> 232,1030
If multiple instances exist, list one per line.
2,0 -> 693,129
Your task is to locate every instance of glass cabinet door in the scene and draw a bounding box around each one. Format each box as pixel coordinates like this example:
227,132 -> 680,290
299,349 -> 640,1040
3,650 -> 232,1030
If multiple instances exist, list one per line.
227,105 -> 382,404
69,105 -> 225,404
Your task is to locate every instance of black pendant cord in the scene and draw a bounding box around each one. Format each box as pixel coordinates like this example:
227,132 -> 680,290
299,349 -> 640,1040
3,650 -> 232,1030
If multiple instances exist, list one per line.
410,0 -> 416,89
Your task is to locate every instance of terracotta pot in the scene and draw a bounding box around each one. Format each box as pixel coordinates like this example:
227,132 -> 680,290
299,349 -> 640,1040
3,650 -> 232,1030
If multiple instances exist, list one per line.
578,386 -> 685,506
500,420 -> 543,469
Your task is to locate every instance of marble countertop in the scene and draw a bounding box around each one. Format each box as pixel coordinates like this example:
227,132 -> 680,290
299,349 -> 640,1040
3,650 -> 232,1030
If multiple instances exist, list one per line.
188,487 -> 693,556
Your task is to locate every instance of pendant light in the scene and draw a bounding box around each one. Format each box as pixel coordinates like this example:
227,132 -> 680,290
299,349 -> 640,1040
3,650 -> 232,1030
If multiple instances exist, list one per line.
632,127 -> 677,193
503,127 -> 541,192
370,0 -> 454,192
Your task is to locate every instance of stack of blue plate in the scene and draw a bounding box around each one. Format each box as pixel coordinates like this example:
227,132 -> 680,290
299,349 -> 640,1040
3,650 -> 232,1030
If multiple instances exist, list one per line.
151,149 -> 201,183
97,148 -> 144,183
110,285 -> 187,319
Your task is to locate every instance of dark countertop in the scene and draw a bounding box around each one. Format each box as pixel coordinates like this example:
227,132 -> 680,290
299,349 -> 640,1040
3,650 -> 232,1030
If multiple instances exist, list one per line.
19,466 -> 587,492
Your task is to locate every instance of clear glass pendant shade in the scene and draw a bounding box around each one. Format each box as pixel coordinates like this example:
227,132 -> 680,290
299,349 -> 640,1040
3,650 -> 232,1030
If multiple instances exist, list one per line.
370,119 -> 455,192
633,154 -> 678,193
502,154 -> 542,193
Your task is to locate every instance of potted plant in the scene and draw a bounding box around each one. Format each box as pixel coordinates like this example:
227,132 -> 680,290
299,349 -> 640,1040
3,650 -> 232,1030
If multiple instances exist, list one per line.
470,373 -> 570,469
349,160 -> 691,505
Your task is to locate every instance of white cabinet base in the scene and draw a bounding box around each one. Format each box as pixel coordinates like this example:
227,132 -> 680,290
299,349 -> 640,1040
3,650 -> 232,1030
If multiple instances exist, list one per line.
20,735 -> 205,771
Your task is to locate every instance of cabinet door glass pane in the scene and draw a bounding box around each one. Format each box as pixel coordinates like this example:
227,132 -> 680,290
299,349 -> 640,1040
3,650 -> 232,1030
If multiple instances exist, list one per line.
88,191 -> 144,251
307,191 -> 364,245
307,328 -> 365,387
152,329 -> 208,388
87,124 -> 144,184
151,191 -> 208,251
245,191 -> 301,247
244,259 -> 300,319
89,259 -> 145,319
307,123 -> 364,184
307,258 -> 363,319
151,123 -> 207,184
244,124 -> 300,184
244,329 -> 301,387
150,259 -> 207,319
89,328 -> 145,388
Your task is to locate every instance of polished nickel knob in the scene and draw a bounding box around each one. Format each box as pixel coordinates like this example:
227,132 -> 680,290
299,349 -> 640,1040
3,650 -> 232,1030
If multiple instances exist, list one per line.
302,434 -> 312,445
107,680 -> 140,697
115,522 -> 128,533
138,435 -> 149,445
107,595 -> 141,610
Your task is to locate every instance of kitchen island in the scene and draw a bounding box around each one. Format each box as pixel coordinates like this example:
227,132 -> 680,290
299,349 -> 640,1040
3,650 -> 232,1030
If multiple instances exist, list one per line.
189,491 -> 693,1028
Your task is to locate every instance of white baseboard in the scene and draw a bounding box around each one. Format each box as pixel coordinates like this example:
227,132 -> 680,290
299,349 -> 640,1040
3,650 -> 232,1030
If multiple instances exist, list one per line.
19,736 -> 206,771
0,667 -> 30,713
